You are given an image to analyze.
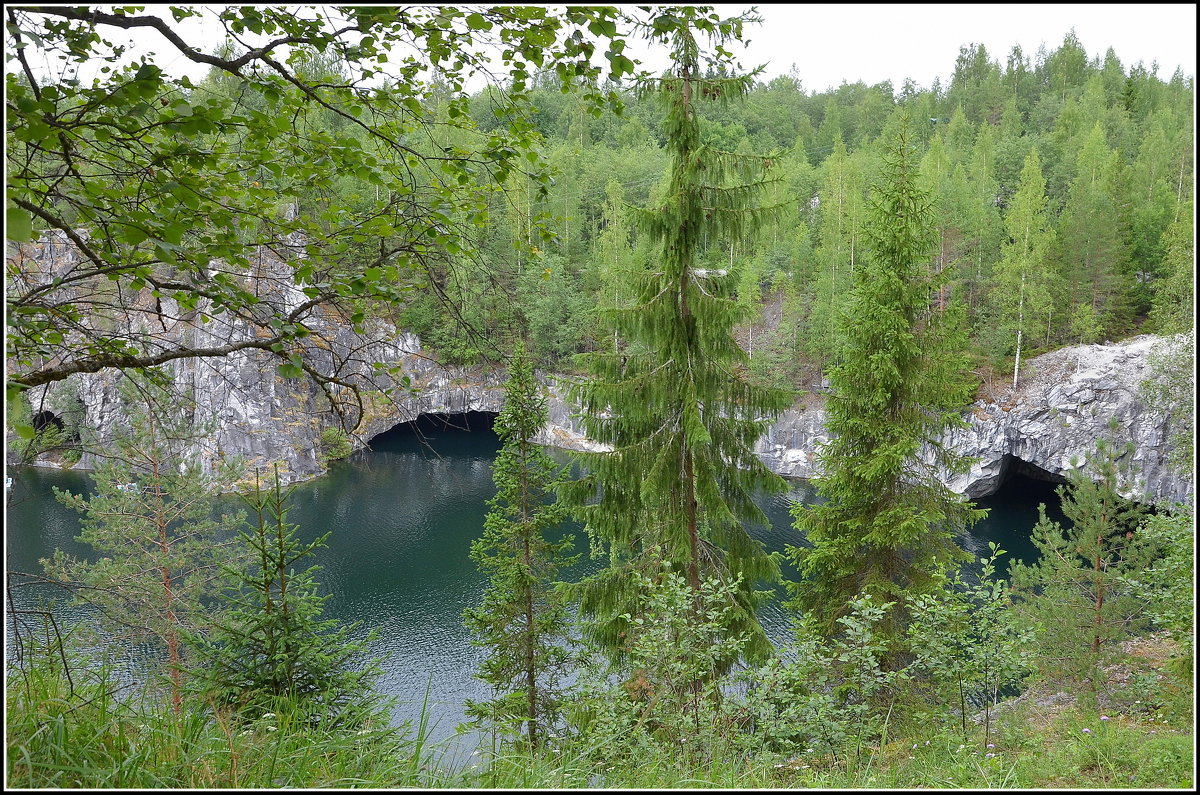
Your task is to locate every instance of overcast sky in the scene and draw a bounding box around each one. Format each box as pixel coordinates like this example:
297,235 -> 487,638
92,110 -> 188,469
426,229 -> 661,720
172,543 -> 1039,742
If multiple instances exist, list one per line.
657,3 -> 1197,92
17,4 -> 1197,94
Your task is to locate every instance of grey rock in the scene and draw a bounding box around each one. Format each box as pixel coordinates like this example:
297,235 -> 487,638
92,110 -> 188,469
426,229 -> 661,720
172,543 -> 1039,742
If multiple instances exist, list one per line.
9,239 -> 1191,507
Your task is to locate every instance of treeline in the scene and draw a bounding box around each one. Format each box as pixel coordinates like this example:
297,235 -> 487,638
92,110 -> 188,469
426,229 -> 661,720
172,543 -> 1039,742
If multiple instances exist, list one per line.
382,33 -> 1193,379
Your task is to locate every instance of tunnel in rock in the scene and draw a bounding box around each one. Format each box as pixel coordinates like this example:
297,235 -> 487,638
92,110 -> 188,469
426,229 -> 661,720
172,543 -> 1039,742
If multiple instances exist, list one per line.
992,453 -> 1069,490
365,411 -> 500,448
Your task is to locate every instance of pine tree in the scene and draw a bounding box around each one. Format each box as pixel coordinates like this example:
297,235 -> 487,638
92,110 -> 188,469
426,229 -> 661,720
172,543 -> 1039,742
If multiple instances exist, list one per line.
560,15 -> 791,668
806,138 -> 866,366
990,147 -> 1057,387
593,178 -> 640,354
1009,437 -> 1156,693
190,465 -> 386,728
463,340 -> 575,749
1059,123 -> 1131,339
46,370 -> 242,713
788,113 -> 983,649
1148,199 -> 1194,334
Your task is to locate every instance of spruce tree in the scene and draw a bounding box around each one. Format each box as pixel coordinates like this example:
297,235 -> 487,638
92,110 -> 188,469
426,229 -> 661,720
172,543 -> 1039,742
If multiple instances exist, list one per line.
464,340 -> 575,749
190,465 -> 386,728
788,113 -> 983,649
560,14 -> 791,667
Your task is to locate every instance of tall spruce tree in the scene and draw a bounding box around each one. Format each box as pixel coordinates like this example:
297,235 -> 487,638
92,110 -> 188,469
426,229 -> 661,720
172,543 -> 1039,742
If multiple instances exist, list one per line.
788,113 -> 983,648
560,12 -> 791,667
464,340 -> 575,749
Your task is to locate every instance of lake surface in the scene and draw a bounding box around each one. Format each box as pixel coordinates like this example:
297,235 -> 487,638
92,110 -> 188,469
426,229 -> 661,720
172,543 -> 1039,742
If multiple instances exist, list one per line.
5,411 -> 1064,756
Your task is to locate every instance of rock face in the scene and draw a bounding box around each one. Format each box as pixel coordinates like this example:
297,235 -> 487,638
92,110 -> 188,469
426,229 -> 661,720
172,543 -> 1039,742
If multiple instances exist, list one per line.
18,332 -> 1191,508
941,335 -> 1191,506
9,239 -> 1190,507
753,334 -> 1192,507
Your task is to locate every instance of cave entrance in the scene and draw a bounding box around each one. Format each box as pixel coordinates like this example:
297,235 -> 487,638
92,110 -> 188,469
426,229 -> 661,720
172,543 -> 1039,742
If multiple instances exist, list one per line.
993,453 -> 1070,490
967,457 -> 1070,578
31,410 -> 65,434
29,409 -> 81,447
364,411 -> 501,459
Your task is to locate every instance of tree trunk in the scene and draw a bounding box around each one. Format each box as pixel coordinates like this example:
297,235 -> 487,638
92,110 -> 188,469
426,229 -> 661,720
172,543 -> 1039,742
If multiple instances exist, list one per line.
1013,270 -> 1026,389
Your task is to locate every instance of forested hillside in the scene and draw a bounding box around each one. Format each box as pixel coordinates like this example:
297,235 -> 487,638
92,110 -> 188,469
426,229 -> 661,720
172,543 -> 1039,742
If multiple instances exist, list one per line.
386,34 -> 1194,384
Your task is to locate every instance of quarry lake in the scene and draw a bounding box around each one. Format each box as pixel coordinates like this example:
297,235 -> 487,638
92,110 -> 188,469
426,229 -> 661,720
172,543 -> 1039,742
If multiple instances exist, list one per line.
5,412 -> 1064,757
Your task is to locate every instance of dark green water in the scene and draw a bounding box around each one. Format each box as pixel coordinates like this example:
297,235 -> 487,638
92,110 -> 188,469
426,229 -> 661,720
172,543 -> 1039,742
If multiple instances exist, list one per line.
5,412 -> 1063,751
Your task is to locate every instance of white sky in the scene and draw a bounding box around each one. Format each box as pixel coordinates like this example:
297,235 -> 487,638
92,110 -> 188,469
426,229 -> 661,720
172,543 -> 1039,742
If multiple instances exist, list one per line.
677,3 -> 1197,92
14,4 -> 1198,94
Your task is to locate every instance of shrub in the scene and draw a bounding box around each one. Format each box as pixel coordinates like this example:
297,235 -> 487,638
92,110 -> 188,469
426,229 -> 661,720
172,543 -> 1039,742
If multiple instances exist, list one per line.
318,426 -> 353,465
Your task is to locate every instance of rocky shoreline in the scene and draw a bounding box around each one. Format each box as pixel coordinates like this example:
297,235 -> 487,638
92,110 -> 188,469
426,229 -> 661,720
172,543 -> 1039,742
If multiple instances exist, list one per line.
14,328 -> 1193,508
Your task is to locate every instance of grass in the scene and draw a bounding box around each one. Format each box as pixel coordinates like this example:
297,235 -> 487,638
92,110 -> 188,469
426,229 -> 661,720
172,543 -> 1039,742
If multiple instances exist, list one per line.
7,636 -> 1194,789
5,656 -> 436,788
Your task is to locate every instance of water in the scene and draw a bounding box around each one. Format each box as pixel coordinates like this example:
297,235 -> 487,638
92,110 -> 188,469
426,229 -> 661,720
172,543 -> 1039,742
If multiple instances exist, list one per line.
5,412 -> 1062,754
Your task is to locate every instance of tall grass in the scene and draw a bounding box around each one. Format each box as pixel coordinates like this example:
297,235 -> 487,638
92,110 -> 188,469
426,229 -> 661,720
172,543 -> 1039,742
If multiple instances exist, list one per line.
4,649 -> 457,788
7,638 -> 1193,788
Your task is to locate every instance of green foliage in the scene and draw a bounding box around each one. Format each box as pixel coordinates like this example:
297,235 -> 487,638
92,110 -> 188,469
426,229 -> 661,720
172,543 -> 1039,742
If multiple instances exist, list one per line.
788,113 -> 982,648
6,7 -> 1192,403
801,139 -> 868,366
906,544 -> 1036,743
1139,331 -> 1195,477
6,391 -> 79,465
5,631 -> 421,789
741,596 -> 907,765
565,566 -> 752,769
318,426 -> 353,466
7,587 -> 1193,790
188,466 -> 387,729
516,256 -> 594,369
560,15 -> 791,669
1067,302 -> 1104,344
1149,201 -> 1195,334
6,16 -> 1196,788
43,370 -> 243,711
987,147 -> 1058,382
1117,509 -> 1195,672
1008,437 -> 1157,694
1057,123 -> 1132,337
3,5 -> 690,400
463,341 -> 576,749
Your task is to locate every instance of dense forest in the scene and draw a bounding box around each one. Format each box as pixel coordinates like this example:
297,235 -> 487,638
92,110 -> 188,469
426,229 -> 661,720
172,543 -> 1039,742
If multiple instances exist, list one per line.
391,32 -> 1195,382
5,5 -> 1194,790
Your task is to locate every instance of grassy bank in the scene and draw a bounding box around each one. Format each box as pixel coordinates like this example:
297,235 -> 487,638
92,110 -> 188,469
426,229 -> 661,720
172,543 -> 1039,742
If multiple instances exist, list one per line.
7,635 -> 1192,789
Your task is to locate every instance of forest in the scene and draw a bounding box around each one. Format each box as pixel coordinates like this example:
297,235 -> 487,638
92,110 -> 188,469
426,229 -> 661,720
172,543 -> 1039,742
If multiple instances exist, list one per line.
402,28 -> 1195,386
4,5 -> 1195,789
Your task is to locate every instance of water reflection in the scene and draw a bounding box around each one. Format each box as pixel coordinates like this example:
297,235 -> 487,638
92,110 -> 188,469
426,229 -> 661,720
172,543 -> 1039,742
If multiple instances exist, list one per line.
6,414 -> 1060,755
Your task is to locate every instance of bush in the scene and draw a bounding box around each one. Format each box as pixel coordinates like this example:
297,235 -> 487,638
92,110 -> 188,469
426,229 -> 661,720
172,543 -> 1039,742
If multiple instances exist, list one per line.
738,596 -> 906,765
319,427 -> 353,465
906,543 -> 1036,744
565,565 -> 751,769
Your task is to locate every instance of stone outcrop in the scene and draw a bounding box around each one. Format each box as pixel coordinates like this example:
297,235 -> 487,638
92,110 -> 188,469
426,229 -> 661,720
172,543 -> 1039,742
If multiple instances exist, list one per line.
14,332 -> 1192,508
753,334 -> 1192,507
942,335 -> 1191,506
9,238 -> 1191,507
